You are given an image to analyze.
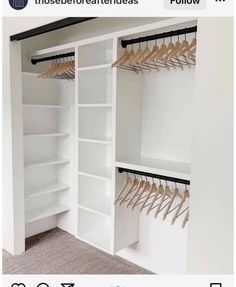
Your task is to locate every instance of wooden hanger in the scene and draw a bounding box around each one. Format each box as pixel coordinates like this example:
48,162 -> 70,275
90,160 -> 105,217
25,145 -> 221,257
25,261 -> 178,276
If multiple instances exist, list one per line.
146,181 -> 165,215
140,179 -> 158,212
167,36 -> 191,68
133,42 -> 151,71
131,177 -> 152,210
154,182 -> 172,218
141,40 -> 159,63
181,37 -> 196,57
163,184 -> 181,220
111,48 -> 130,68
182,210 -> 189,228
126,44 -> 143,65
172,187 -> 190,225
125,175 -> 145,208
119,175 -> 140,206
150,39 -> 167,61
164,36 -> 182,61
118,46 -> 135,67
159,38 -> 175,61
39,60 -> 58,78
114,173 -> 132,204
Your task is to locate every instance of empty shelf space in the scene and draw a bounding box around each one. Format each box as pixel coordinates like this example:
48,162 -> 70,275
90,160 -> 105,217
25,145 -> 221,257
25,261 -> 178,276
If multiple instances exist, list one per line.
78,168 -> 111,181
78,39 -> 113,68
25,158 -> 70,169
77,207 -> 111,251
115,157 -> 191,180
78,107 -> 112,140
23,104 -> 70,109
25,182 -> 70,199
78,104 -> 112,108
24,132 -> 70,138
78,63 -> 112,72
25,204 -> 69,224
78,137 -> 112,144
78,64 -> 112,105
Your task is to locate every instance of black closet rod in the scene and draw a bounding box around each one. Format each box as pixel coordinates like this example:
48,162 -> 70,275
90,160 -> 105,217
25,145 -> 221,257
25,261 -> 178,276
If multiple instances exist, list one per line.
31,52 -> 75,65
118,167 -> 190,185
121,26 -> 197,48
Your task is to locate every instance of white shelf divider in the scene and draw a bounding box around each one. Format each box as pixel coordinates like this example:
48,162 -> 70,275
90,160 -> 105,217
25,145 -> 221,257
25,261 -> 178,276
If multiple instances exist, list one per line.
25,182 -> 70,199
23,104 -> 70,109
24,133 -> 70,138
78,204 -> 110,218
25,158 -> 70,169
78,170 -> 111,181
25,204 -> 69,224
78,137 -> 112,145
78,63 -> 112,72
78,104 -> 112,108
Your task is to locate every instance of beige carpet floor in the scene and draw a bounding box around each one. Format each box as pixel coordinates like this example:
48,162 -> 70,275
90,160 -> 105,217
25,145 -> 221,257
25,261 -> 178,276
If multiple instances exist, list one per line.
3,228 -> 152,274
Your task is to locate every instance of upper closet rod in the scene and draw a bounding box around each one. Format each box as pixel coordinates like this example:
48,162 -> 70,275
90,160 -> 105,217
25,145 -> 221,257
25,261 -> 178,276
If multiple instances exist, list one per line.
31,52 -> 75,65
121,26 -> 197,48
118,167 -> 190,185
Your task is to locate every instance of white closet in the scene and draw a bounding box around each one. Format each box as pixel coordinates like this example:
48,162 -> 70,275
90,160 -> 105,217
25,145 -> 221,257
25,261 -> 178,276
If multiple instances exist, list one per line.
17,17 -> 198,273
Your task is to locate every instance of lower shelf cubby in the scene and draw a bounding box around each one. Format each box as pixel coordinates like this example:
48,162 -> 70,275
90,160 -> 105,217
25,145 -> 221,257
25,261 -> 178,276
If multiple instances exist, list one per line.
78,175 -> 111,216
77,207 -> 111,252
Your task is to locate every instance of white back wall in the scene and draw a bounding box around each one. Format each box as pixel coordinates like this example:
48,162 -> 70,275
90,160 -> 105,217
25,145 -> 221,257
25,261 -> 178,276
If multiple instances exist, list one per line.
187,17 -> 234,274
141,69 -> 195,163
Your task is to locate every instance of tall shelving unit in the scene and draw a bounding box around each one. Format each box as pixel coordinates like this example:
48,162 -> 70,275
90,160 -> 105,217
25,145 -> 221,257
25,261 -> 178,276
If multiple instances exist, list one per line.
22,71 -> 75,237
76,39 -> 114,253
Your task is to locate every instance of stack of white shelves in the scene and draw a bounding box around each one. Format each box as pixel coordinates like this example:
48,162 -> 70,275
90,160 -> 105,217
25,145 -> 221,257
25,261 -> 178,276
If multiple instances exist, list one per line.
77,39 -> 114,252
23,73 -> 71,230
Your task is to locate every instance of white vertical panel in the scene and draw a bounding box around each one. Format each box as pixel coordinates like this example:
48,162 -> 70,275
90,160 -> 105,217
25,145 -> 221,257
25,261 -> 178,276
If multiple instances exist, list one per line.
187,18 -> 233,274
9,41 -> 25,254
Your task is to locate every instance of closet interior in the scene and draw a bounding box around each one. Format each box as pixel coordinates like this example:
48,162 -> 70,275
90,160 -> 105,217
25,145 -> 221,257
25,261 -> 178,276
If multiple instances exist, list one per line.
20,17 -> 197,273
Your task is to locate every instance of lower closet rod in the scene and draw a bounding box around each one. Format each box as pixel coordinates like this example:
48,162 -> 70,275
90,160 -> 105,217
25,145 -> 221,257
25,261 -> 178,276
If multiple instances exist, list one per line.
118,167 -> 190,185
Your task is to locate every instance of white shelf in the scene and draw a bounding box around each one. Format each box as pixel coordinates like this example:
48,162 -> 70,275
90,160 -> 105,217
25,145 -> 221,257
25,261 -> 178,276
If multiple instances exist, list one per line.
78,104 -> 112,108
78,137 -> 112,145
78,63 -> 111,72
25,182 -> 70,199
25,204 -> 69,224
78,204 -> 109,218
23,104 -> 70,109
25,158 -> 70,169
24,133 -> 70,138
78,168 -> 111,181
115,157 -> 191,181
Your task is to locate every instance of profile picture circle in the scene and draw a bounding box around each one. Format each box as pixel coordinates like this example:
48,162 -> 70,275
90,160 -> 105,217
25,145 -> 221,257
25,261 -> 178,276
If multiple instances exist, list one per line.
9,0 -> 28,10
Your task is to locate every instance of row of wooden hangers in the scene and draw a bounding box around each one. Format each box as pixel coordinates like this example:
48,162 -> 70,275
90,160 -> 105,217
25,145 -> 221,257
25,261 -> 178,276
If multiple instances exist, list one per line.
112,34 -> 196,73
38,57 -> 75,80
114,172 -> 190,228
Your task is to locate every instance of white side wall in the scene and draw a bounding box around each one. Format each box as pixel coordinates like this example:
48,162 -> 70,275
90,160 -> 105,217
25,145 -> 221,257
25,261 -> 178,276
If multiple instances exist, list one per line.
187,17 -> 233,274
2,17 -> 62,255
